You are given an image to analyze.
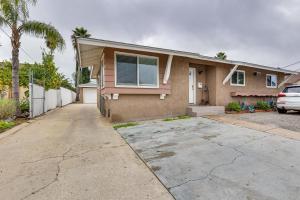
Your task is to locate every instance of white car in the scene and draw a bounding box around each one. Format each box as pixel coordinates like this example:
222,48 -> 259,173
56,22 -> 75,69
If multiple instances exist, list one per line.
277,85 -> 300,113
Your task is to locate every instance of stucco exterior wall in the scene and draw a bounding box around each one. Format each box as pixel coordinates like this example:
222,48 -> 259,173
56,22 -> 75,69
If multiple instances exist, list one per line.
104,56 -> 189,122
98,47 -> 287,122
1,86 -> 28,100
79,88 -> 83,103
215,65 -> 284,105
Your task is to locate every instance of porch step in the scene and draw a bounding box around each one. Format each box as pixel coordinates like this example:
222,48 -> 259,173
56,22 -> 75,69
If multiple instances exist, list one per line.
187,106 -> 225,117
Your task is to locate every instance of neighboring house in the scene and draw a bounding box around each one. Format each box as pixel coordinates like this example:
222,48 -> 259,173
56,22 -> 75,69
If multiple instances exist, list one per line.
284,73 -> 300,86
78,82 -> 97,104
1,86 -> 27,99
0,62 -> 28,100
76,38 -> 297,122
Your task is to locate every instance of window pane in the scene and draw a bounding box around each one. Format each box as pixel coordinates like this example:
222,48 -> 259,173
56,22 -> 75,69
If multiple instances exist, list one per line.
231,72 -> 238,84
266,75 -> 272,86
271,75 -> 277,87
139,57 -> 157,86
116,55 -> 137,85
238,72 -> 244,85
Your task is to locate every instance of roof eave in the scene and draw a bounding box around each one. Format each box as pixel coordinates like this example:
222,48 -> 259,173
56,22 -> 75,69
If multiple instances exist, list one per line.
77,37 -> 298,75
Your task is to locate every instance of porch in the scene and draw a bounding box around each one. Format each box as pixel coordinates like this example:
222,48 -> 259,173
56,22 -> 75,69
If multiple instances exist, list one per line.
187,105 -> 225,117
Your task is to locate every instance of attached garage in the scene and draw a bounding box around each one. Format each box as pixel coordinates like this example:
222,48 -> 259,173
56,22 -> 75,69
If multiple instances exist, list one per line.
79,83 -> 97,104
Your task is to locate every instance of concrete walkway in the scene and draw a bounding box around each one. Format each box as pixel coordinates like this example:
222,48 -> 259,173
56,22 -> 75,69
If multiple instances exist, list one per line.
0,104 -> 173,200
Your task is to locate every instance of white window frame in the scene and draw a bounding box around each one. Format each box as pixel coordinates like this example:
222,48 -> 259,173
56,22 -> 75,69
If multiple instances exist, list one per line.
114,51 -> 159,88
266,74 -> 277,88
230,70 -> 246,86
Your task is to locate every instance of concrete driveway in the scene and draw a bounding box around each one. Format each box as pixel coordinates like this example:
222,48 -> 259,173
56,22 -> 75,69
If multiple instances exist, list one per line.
118,117 -> 300,200
0,104 -> 172,200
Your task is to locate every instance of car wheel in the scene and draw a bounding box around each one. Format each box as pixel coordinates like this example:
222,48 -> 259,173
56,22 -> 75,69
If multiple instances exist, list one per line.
277,108 -> 287,114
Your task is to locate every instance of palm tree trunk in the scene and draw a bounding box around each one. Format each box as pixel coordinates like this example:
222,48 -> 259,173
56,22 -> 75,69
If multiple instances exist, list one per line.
11,26 -> 21,115
75,53 -> 80,101
12,46 -> 20,115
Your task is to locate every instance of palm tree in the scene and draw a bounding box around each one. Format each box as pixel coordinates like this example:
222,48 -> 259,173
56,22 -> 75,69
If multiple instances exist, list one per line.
215,52 -> 227,60
71,27 -> 91,100
0,0 -> 65,114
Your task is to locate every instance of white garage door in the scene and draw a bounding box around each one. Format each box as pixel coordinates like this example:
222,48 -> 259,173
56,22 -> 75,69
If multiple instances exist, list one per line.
83,88 -> 97,104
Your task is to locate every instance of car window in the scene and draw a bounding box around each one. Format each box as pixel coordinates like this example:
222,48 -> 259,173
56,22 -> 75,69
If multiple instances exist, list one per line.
283,86 -> 300,93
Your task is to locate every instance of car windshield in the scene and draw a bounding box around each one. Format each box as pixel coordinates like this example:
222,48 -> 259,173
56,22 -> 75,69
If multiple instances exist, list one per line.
283,86 -> 300,93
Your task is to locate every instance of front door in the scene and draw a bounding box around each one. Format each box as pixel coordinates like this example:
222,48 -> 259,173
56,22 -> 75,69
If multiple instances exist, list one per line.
189,68 -> 196,104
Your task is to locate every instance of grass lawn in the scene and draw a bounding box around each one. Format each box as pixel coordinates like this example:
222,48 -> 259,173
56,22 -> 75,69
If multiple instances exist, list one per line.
0,118 -> 28,133
113,122 -> 139,130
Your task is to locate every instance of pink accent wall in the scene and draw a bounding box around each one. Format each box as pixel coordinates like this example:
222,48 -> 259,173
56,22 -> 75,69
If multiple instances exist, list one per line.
101,47 -> 172,95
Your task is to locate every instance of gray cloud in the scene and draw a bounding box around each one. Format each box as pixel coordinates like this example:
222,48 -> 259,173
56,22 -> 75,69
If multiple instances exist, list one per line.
1,0 -> 300,81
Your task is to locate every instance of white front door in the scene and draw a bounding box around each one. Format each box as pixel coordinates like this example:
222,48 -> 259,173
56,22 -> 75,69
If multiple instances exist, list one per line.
189,68 -> 196,104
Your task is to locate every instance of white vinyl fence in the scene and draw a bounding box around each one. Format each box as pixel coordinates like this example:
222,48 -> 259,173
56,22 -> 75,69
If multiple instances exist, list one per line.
29,83 -> 76,118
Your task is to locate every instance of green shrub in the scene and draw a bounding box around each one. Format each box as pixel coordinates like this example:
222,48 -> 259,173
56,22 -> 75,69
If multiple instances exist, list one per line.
256,101 -> 271,111
113,122 -> 139,130
20,98 -> 29,113
0,120 -> 15,132
0,99 -> 16,120
226,102 -> 241,112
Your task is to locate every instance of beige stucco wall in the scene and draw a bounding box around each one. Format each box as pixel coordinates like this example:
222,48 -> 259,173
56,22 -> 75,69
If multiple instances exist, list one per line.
98,47 -> 287,122
1,86 -> 28,100
103,56 -> 189,122
79,88 -> 83,103
215,65 -> 284,105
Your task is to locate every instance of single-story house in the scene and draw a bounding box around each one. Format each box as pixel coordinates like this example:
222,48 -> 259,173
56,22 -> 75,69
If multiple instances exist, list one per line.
284,74 -> 300,86
76,38 -> 297,122
78,82 -> 97,104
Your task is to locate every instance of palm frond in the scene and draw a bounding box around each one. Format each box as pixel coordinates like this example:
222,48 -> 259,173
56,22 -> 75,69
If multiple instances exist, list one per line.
0,0 -> 17,25
21,20 -> 65,51
71,27 -> 91,48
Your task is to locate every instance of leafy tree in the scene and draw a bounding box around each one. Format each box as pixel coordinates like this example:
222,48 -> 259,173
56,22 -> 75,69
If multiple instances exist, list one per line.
0,0 -> 65,114
59,74 -> 75,92
1,57 -> 74,96
0,61 -> 11,97
80,67 -> 90,84
71,27 -> 91,100
215,52 -> 227,60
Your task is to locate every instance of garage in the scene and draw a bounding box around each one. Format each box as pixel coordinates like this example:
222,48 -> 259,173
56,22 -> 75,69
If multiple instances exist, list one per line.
79,83 -> 97,104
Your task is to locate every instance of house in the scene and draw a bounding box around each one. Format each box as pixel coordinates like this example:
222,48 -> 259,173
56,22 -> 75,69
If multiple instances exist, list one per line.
284,73 -> 300,86
0,62 -> 27,100
78,82 -> 97,104
76,38 -> 297,122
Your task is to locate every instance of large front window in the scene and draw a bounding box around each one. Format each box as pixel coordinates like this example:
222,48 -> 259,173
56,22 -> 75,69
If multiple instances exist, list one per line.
116,53 -> 158,87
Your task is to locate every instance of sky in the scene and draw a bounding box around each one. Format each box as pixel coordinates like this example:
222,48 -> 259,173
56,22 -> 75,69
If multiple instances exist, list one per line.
1,0 -> 300,82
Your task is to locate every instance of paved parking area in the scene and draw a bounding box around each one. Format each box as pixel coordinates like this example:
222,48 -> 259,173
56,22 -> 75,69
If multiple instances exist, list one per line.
118,117 -> 300,200
223,111 -> 300,132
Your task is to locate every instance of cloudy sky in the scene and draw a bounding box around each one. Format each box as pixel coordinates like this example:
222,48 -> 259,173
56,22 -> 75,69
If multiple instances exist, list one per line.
1,0 -> 300,82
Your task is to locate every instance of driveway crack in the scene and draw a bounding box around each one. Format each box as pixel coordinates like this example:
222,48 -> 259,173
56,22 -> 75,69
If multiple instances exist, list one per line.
168,147 -> 245,190
20,147 -> 72,200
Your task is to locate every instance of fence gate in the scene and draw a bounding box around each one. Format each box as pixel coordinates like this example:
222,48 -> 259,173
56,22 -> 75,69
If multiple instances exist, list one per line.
29,71 -> 76,118
29,71 -> 45,118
